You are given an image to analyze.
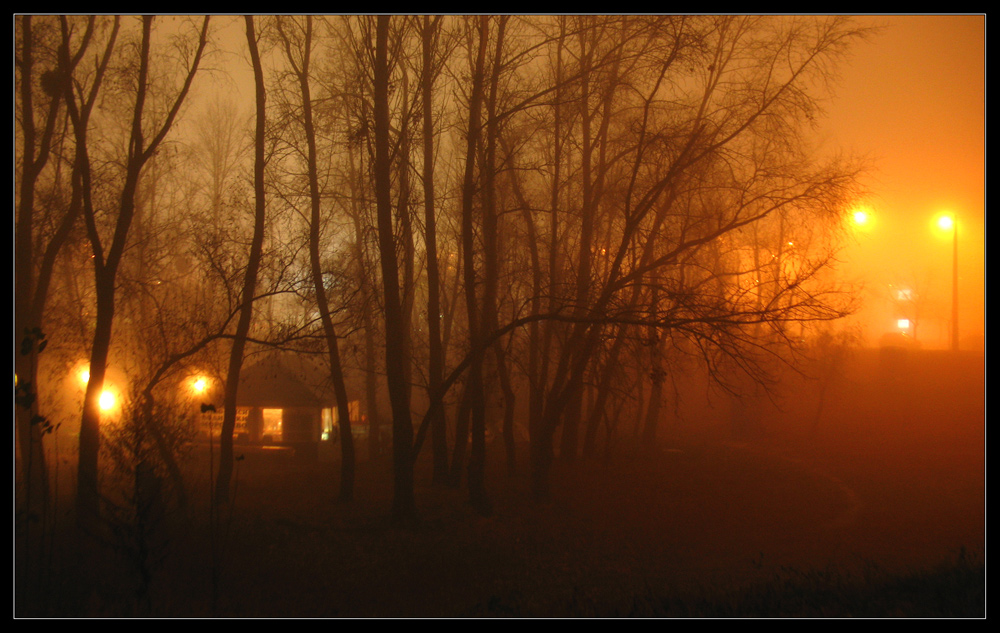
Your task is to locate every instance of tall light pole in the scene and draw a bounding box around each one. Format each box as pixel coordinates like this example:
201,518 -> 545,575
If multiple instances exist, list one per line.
937,213 -> 959,351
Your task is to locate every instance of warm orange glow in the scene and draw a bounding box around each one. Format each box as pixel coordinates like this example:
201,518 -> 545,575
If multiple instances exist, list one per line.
936,214 -> 955,232
897,318 -> 911,330
192,377 -> 208,393
99,390 -> 116,411
79,368 -> 91,385
849,207 -> 875,234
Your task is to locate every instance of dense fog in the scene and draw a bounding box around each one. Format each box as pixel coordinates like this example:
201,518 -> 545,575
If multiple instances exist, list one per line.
15,15 -> 983,617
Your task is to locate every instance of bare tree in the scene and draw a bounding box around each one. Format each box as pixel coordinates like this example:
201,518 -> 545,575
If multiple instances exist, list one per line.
456,15 -> 491,513
15,14 -> 83,522
516,16 -> 864,497
416,15 -> 451,485
215,15 -> 263,505
274,15 -> 356,501
373,15 -> 418,524
70,15 -> 209,524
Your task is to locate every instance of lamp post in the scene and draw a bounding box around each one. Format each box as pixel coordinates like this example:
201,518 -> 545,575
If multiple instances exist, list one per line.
936,213 -> 959,351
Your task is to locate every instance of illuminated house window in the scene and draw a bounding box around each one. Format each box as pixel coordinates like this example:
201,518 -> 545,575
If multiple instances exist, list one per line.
895,288 -> 914,301
262,408 -> 283,441
321,408 -> 333,441
897,319 -> 911,330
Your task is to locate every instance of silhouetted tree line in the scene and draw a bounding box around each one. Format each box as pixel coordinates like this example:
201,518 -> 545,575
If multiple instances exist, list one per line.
16,15 -> 865,547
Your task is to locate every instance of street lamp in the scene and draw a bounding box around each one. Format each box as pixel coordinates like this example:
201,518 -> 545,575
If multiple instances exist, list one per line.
99,390 -> 116,412
850,206 -> 874,231
936,212 -> 959,351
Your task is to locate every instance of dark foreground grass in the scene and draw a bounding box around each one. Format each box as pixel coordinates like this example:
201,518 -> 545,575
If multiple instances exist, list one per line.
647,548 -> 984,618
466,549 -> 985,618
17,437 -> 984,618
20,537 -> 984,618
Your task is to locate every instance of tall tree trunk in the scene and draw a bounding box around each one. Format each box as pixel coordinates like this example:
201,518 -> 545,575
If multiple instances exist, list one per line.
558,23 -> 598,465
640,285 -> 665,452
398,67 -> 417,425
420,16 -> 449,485
216,15 -> 264,505
71,15 -> 205,522
532,18 -> 567,477
495,340 -> 517,477
501,137 -> 541,476
480,16 -> 517,480
279,15 -> 356,501
460,15 -> 491,515
448,381 -> 473,487
346,139 -> 381,461
559,381 -> 584,462
583,327 -> 624,458
74,17 -> 142,524
560,20 -> 619,463
78,280 -> 115,522
641,347 -> 666,452
16,14 -> 73,519
374,16 -> 417,525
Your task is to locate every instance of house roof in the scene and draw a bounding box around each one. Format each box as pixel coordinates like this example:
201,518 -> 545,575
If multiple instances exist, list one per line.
236,352 -> 336,409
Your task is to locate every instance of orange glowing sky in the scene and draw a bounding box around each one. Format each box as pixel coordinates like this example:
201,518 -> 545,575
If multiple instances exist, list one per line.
816,15 -> 984,348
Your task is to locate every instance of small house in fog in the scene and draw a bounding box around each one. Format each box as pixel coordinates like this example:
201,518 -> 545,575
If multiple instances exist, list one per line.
199,352 -> 360,458
237,353 -> 333,444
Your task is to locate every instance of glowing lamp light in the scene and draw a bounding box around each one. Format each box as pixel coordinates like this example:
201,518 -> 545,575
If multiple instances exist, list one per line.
936,214 -> 955,232
192,377 -> 208,394
897,319 -> 911,331
849,207 -> 875,233
99,390 -> 116,411
79,368 -> 90,385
